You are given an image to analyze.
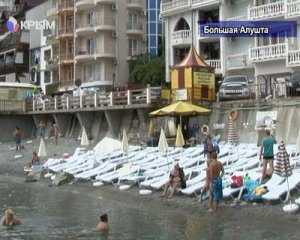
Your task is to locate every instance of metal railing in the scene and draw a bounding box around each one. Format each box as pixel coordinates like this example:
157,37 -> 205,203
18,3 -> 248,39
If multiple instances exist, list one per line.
248,1 -> 285,20
31,87 -> 161,112
249,43 -> 287,62
206,59 -> 221,73
287,49 -> 300,66
171,30 -> 192,45
286,0 -> 300,18
0,99 -> 26,113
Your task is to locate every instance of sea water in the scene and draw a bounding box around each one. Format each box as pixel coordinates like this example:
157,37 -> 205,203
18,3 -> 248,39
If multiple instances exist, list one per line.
0,176 -> 299,240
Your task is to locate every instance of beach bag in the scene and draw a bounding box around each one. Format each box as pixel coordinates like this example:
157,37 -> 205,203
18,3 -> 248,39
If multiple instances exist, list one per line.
231,175 -> 243,188
255,186 -> 268,196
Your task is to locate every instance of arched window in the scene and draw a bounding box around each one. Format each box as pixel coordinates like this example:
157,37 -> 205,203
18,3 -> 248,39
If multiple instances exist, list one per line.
174,18 -> 190,31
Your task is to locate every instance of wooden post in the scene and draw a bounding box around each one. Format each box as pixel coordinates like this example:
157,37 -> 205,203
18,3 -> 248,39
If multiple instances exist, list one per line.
146,87 -> 151,104
127,90 -> 132,105
94,92 -> 98,108
54,96 -> 57,110
42,101 -> 46,111
109,92 -> 114,106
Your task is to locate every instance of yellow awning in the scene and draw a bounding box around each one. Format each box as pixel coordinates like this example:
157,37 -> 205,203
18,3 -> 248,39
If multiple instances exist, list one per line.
150,101 -> 211,117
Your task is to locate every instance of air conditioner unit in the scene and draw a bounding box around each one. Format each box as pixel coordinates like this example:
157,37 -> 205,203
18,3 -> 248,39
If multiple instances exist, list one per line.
112,32 -> 117,38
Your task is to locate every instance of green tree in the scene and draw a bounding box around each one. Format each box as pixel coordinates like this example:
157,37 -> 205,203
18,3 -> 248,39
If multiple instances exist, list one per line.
129,54 -> 165,86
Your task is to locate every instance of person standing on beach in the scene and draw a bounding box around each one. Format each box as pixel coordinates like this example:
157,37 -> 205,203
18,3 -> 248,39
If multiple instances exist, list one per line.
39,121 -> 46,138
204,135 -> 213,161
51,123 -> 59,145
260,130 -> 277,181
14,127 -> 22,152
207,152 -> 224,212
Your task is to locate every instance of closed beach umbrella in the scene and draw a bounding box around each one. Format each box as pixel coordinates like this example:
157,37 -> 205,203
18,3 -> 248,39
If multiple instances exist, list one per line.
175,124 -> 185,148
158,128 -> 168,155
296,128 -> 300,154
81,127 -> 89,146
122,128 -> 129,155
38,138 -> 47,158
148,119 -> 154,138
227,117 -> 238,144
274,142 -> 292,177
275,142 -> 298,213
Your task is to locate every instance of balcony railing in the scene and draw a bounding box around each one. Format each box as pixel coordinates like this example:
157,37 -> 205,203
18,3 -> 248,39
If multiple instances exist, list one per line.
248,1 -> 285,20
60,53 -> 74,62
171,30 -> 192,46
127,0 -> 143,9
249,43 -> 287,62
206,59 -> 221,73
161,0 -> 189,15
58,27 -> 74,36
58,0 -> 74,10
95,47 -> 115,57
227,53 -> 251,69
286,0 -> 300,18
127,22 -> 143,32
287,50 -> 300,66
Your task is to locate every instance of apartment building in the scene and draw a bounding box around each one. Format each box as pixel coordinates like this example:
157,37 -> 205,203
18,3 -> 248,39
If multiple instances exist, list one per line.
161,0 -> 300,98
147,0 -> 162,56
45,0 -> 146,92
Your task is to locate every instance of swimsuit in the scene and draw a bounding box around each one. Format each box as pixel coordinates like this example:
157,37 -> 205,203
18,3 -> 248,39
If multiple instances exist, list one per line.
211,176 -> 223,202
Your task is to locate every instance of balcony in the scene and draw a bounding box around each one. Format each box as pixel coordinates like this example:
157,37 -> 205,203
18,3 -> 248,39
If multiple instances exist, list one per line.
126,22 -> 143,35
127,0 -> 143,10
128,48 -> 143,60
226,53 -> 252,70
206,59 -> 221,74
58,27 -> 74,38
45,58 -> 59,70
287,50 -> 300,66
60,53 -> 74,64
191,0 -> 219,8
75,49 -> 95,62
94,15 -> 116,31
95,47 -> 115,59
171,30 -> 191,46
161,0 -> 190,16
248,1 -> 284,20
76,22 -> 95,35
58,0 -> 74,12
96,0 -> 115,4
249,43 -> 287,62
286,0 -> 300,18
75,0 -> 94,11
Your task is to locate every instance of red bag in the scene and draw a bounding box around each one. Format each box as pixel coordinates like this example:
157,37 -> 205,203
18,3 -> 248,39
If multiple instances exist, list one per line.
231,175 -> 243,188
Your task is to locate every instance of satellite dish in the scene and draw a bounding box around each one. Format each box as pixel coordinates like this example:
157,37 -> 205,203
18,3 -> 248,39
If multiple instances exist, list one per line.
75,78 -> 82,87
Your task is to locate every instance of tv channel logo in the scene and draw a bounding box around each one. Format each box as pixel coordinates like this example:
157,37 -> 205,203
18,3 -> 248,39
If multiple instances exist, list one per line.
6,17 -> 55,33
6,17 -> 20,33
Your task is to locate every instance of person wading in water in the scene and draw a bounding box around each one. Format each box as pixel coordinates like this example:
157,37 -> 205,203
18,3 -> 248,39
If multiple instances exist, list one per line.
1,209 -> 22,226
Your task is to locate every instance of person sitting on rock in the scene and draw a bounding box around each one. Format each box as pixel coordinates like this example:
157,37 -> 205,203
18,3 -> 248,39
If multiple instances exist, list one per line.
1,209 -> 22,226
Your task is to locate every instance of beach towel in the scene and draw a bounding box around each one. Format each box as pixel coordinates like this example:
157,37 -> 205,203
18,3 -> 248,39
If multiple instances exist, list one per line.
211,177 -> 223,202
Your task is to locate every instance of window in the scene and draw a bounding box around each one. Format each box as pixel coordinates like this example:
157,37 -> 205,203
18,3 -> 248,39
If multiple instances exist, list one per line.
150,23 -> 156,34
150,35 -> 156,47
149,0 -> 157,9
149,10 -> 156,22
44,71 -> 51,83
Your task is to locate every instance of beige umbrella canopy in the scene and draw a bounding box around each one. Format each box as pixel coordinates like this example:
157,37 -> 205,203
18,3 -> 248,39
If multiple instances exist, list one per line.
175,124 -> 185,148
81,127 -> 89,146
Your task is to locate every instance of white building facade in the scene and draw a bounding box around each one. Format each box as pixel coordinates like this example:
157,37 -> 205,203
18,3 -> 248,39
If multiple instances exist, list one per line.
161,0 -> 300,98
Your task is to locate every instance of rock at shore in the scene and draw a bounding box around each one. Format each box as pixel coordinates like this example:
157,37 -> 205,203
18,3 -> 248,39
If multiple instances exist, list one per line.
53,172 -> 74,186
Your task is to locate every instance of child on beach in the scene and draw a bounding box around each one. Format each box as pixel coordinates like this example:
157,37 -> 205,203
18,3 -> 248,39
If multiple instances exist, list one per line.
207,152 -> 224,212
14,127 -> 22,151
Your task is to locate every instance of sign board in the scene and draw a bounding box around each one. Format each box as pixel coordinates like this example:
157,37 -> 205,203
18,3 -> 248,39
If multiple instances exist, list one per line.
174,89 -> 187,101
193,72 -> 215,88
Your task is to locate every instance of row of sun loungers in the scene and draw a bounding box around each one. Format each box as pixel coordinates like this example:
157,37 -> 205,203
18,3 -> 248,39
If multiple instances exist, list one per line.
43,140 -> 300,202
